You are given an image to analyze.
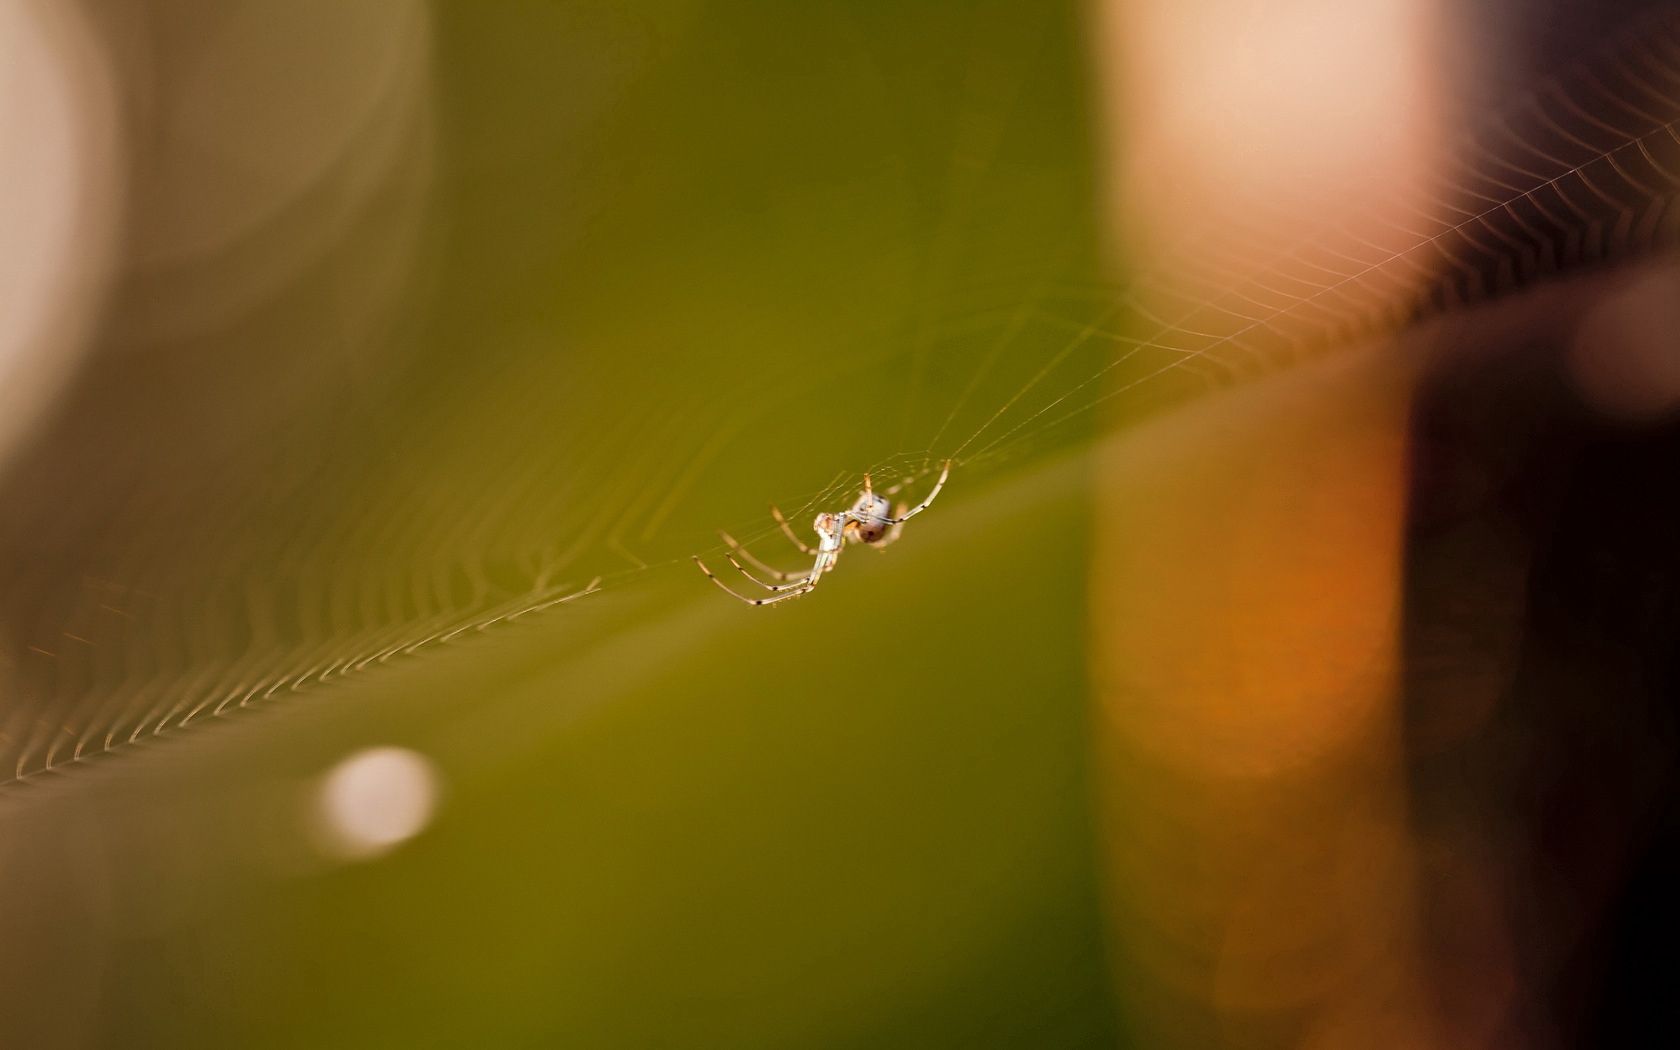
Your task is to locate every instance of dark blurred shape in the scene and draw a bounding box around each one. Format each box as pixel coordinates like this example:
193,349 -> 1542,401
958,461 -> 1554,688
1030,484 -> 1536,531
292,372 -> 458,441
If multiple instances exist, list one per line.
1405,259 -> 1680,1048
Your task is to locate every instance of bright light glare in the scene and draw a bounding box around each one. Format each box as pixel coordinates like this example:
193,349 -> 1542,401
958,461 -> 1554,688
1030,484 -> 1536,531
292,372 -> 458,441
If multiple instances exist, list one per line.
315,747 -> 440,859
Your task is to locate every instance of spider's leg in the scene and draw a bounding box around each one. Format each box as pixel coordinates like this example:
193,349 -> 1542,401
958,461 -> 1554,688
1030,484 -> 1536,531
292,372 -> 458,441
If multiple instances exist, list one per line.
745,582 -> 819,606
880,473 -> 916,498
718,530 -> 807,580
883,460 -> 951,524
770,504 -> 818,555
724,552 -> 819,592
881,460 -> 945,499
694,556 -> 814,605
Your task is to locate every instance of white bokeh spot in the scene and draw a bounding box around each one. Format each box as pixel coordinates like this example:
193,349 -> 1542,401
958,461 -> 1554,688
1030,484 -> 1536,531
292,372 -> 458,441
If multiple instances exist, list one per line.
314,747 -> 440,860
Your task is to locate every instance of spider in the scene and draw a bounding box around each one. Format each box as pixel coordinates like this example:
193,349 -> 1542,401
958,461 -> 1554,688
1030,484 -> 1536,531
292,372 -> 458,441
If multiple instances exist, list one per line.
693,461 -> 951,606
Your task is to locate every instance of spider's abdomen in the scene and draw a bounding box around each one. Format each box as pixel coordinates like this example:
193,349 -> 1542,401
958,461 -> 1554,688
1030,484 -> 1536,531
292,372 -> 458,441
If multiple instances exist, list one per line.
844,492 -> 894,544
854,521 -> 889,544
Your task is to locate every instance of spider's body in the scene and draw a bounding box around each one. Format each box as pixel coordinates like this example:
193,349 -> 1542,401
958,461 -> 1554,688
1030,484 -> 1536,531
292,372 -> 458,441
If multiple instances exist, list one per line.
844,491 -> 894,544
694,461 -> 950,607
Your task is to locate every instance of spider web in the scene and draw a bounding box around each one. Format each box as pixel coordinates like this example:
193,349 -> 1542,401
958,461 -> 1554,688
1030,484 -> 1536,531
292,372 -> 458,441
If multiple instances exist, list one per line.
0,1 -> 1677,798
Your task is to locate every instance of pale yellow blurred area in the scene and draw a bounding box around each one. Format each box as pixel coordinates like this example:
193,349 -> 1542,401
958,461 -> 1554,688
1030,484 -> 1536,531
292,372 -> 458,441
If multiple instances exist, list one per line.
1096,0 -> 1444,268
1092,1 -> 1453,1046
0,0 -> 119,474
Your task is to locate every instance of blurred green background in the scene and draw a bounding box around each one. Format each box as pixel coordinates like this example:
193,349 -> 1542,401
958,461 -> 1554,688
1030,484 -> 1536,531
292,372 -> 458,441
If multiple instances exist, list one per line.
0,2 -> 1118,1046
